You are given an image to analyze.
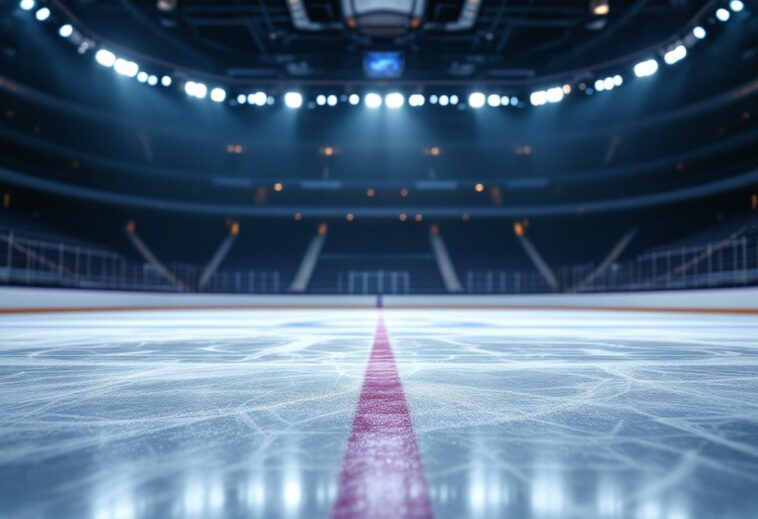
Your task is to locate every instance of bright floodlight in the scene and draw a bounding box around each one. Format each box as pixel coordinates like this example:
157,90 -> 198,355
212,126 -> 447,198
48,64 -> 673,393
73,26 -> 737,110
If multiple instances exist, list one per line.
34,7 -> 50,21
613,74 -> 623,86
716,8 -> 730,21
385,92 -> 404,108
348,94 -> 360,105
137,71 -> 148,83
58,24 -> 73,38
450,95 -> 459,105
730,0 -> 744,12
634,58 -> 658,77
594,79 -> 605,92
210,87 -> 226,103
693,26 -> 706,39
147,75 -> 158,86
19,0 -> 35,11
409,94 -> 425,107
487,94 -> 501,107
530,90 -> 547,106
664,44 -> 687,65
284,92 -> 303,109
161,75 -> 172,87
327,94 -> 338,106
316,95 -> 326,106
97,49 -> 118,68
468,92 -> 485,108
237,94 -> 247,104
546,86 -> 564,103
365,93 -> 382,108
184,81 -> 207,98
251,91 -> 267,106
603,77 -> 614,90
114,58 -> 138,77
439,95 -> 449,106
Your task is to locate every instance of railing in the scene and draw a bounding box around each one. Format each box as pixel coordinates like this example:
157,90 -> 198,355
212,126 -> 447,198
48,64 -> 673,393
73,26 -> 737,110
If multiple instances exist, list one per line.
342,270 -> 411,295
2,227 -> 757,295
465,235 -> 758,294
0,230 -> 281,294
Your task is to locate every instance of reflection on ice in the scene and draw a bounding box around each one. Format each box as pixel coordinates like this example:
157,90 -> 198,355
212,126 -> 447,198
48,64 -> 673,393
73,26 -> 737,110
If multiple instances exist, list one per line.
0,309 -> 757,519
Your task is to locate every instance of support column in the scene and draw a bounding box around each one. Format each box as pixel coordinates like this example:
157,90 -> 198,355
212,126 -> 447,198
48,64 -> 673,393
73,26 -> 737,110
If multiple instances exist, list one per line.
571,229 -> 638,292
514,221 -> 559,292
124,221 -> 185,291
289,222 -> 327,293
198,221 -> 239,290
429,224 -> 463,293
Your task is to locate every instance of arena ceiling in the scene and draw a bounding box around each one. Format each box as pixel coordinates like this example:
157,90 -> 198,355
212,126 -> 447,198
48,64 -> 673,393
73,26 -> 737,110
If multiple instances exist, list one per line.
52,0 -> 715,84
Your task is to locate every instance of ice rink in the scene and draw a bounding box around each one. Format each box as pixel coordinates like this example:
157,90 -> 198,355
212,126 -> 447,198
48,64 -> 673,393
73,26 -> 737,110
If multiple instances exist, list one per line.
1,308 -> 758,519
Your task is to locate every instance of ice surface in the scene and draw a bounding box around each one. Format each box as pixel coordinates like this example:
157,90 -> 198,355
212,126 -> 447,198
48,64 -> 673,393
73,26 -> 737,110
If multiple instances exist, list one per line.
1,309 -> 758,519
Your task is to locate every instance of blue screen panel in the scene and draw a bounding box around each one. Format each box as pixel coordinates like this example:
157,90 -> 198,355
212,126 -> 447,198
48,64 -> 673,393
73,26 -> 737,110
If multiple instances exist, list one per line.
364,52 -> 404,78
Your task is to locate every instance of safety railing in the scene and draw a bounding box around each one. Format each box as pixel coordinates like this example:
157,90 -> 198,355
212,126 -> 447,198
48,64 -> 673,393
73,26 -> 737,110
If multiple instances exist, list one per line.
0,230 -> 281,294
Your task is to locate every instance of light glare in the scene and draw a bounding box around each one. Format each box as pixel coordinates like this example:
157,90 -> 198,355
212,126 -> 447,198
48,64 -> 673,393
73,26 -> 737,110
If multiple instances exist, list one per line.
210,87 -> 226,103
114,58 -> 138,77
365,93 -> 382,108
35,7 -> 50,21
468,92 -> 485,108
284,92 -> 303,108
58,24 -> 73,38
633,58 -> 658,77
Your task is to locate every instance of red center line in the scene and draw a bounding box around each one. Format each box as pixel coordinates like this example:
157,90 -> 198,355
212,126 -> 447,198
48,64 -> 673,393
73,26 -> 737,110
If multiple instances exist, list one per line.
331,318 -> 434,519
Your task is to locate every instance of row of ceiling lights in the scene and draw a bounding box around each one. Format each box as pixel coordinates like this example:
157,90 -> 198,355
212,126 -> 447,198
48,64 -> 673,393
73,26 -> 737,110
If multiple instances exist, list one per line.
19,0 -> 748,110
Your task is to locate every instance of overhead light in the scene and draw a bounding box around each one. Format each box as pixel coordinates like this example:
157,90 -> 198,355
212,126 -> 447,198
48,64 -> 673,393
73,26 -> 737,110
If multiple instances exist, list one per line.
210,87 -> 226,103
487,94 -> 501,107
530,90 -> 547,106
594,79 -> 605,92
19,0 -> 35,11
429,94 -> 438,105
385,92 -> 404,108
114,58 -> 138,77
365,92 -> 382,108
409,94 -> 425,107
663,44 -> 687,65
316,95 -> 326,106
184,81 -> 207,99
95,49 -> 116,67
716,8 -> 730,21
439,95 -> 449,106
633,58 -> 658,77
34,7 -> 50,21
590,0 -> 609,16
161,75 -> 172,87
546,86 -> 564,103
348,93 -> 360,105
468,92 -> 485,108
58,24 -> 73,38
500,95 -> 510,106
510,96 -> 519,106
147,75 -> 158,86
613,75 -> 623,86
137,71 -> 148,83
692,26 -> 707,39
250,91 -> 267,106
156,0 -> 178,11
327,94 -> 338,106
237,94 -> 247,104
729,0 -> 744,12
450,95 -> 459,105
284,92 -> 303,108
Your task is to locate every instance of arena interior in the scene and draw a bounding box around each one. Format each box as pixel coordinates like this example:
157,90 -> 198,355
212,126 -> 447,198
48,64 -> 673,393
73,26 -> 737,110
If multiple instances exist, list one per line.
1,0 -> 758,518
